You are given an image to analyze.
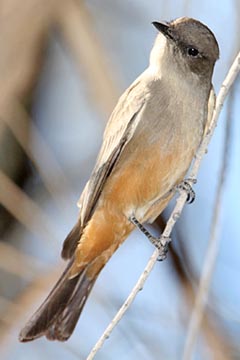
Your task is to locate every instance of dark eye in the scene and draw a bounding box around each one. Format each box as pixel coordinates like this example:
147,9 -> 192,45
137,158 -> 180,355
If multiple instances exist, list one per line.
187,47 -> 199,57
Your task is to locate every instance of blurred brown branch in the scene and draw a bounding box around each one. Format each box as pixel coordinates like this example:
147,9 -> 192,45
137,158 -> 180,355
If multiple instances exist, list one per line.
0,266 -> 60,354
0,169 -> 59,244
1,101 -> 73,220
0,2 -> 122,358
0,241 -> 45,279
169,240 -> 233,360
0,0 -> 57,103
57,0 -> 120,116
0,0 -> 122,231
0,0 -> 60,234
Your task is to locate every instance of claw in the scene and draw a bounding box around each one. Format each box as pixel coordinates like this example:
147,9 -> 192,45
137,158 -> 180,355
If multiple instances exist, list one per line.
156,235 -> 171,261
176,178 -> 196,204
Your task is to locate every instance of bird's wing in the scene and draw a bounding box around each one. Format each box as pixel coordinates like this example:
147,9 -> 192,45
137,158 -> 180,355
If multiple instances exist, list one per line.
79,78 -> 146,226
62,76 -> 148,259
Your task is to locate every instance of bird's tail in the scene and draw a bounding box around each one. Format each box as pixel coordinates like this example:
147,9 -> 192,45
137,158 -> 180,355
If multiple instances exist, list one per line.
19,261 -> 96,342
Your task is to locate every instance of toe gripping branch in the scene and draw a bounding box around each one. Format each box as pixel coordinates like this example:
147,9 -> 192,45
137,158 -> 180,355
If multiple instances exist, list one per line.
130,179 -> 196,260
129,216 -> 171,261
176,178 -> 197,204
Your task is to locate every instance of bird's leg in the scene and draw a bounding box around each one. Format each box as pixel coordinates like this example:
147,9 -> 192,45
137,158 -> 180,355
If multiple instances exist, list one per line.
129,216 -> 171,261
176,178 -> 197,204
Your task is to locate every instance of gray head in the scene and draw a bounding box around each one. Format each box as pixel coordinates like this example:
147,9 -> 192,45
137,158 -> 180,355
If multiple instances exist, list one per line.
152,17 -> 219,79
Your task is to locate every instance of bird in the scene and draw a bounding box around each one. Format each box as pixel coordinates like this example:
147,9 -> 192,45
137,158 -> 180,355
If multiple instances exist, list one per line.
19,17 -> 219,342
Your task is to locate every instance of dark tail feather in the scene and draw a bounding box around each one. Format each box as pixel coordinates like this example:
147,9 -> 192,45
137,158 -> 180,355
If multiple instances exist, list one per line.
46,272 -> 96,341
19,262 -> 95,342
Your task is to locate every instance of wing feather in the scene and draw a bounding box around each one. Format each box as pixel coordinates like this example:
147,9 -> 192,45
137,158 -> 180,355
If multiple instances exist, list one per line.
62,75 -> 148,258
79,78 -> 146,225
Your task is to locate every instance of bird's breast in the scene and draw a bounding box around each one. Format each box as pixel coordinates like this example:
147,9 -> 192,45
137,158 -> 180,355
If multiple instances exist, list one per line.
97,77 -> 208,224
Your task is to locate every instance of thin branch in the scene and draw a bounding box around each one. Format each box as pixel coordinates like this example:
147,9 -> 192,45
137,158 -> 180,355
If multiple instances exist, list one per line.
182,74 -> 238,359
86,51 -> 240,360
86,250 -> 159,360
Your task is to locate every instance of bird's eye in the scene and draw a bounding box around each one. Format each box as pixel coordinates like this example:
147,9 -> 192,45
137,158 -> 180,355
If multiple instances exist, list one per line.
187,47 -> 199,57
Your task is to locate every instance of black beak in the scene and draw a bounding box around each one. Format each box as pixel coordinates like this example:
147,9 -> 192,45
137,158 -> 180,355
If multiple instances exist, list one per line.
152,21 -> 171,37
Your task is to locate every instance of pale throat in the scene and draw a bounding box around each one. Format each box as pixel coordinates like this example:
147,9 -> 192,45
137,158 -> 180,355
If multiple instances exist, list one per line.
148,35 -> 170,77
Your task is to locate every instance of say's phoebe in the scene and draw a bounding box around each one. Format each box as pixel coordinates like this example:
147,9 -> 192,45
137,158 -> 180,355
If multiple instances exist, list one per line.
19,17 -> 219,342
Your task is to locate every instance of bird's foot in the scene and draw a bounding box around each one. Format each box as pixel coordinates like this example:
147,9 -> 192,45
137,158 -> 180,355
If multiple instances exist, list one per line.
129,216 -> 171,261
176,178 -> 197,204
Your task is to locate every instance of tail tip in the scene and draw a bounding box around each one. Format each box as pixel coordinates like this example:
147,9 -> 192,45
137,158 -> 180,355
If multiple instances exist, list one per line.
18,331 -> 33,343
18,325 -> 43,343
19,326 -> 70,342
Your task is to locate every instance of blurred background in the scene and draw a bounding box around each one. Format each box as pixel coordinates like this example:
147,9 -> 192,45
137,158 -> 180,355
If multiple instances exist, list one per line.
0,0 -> 239,359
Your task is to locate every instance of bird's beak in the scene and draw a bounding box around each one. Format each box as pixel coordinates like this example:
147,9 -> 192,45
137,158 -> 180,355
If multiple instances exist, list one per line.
152,21 -> 172,39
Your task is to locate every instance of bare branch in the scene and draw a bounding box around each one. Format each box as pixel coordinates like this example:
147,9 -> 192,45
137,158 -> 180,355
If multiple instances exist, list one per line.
86,51 -> 240,360
182,69 -> 238,359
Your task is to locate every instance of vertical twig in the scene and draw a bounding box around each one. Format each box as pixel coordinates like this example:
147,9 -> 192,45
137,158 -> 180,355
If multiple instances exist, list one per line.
182,75 -> 238,360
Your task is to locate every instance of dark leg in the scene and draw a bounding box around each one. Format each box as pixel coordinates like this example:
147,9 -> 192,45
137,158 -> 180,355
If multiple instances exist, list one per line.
129,216 -> 171,261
